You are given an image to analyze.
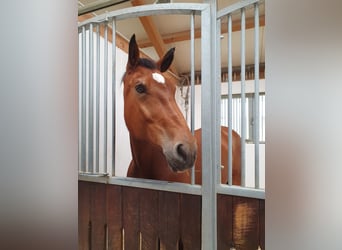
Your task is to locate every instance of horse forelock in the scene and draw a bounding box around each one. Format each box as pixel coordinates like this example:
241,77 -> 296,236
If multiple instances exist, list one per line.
138,58 -> 157,70
123,57 -> 169,86
123,58 -> 157,81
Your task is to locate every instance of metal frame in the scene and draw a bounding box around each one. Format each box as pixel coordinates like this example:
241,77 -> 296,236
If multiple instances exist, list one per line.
78,2 -> 264,249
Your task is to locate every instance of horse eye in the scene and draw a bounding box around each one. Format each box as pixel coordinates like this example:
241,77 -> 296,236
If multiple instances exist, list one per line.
135,83 -> 146,94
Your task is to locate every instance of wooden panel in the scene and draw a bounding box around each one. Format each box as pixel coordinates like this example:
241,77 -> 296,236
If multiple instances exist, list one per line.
122,186 -> 141,249
259,200 -> 265,250
90,183 -> 107,250
78,181 -> 91,250
158,191 -> 181,250
106,185 -> 123,250
233,197 -> 260,250
180,194 -> 201,250
140,189 -> 159,250
79,181 -> 265,250
217,194 -> 234,250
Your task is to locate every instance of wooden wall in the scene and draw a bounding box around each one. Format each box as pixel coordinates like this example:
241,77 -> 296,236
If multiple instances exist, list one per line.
79,181 -> 264,250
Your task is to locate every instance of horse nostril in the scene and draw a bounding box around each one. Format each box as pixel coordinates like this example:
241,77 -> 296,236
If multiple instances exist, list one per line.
176,144 -> 187,162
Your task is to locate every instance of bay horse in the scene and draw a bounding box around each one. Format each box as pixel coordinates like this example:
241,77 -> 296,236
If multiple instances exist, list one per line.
123,34 -> 241,185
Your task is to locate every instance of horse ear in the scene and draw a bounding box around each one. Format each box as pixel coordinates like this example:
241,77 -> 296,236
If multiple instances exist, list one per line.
127,34 -> 140,71
158,47 -> 175,72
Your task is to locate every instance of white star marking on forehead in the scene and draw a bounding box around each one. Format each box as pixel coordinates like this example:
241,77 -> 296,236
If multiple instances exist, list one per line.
152,73 -> 165,84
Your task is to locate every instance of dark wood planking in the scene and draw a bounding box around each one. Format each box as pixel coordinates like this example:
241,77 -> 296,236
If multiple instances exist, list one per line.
217,194 -> 234,250
140,189 -> 160,250
79,181 -> 91,250
233,196 -> 260,250
79,181 -> 265,250
106,185 -> 123,250
122,186 -> 141,249
90,182 -> 107,250
180,194 -> 201,250
158,191 -> 181,250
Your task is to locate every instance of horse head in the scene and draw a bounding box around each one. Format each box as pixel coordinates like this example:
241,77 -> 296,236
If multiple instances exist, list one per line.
123,34 -> 197,173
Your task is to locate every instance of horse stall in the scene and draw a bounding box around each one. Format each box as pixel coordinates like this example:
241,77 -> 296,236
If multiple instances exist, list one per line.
78,1 -> 265,249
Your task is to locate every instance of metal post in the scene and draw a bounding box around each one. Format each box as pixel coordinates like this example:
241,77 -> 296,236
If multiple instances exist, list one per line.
216,18 -> 222,184
103,23 -> 108,174
190,12 -> 195,185
240,8 -> 246,186
80,26 -> 87,172
254,3 -> 260,188
88,23 -> 94,173
78,28 -> 82,172
201,3 -> 217,250
227,14 -> 233,186
96,24 -> 100,173
112,17 -> 117,176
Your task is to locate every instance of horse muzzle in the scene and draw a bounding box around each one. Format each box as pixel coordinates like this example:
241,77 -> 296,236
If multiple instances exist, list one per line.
164,142 -> 197,172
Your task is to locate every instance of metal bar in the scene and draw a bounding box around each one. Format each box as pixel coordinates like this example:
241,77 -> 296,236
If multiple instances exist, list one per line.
78,174 -> 202,195
227,14 -> 233,186
217,0 -> 259,19
216,18 -> 222,185
78,174 -> 265,199
78,31 -> 82,172
103,23 -> 108,174
254,3 -> 260,188
78,31 -> 81,172
201,3 -> 217,250
109,177 -> 202,195
217,184 -> 265,199
78,3 -> 209,26
111,18 -> 117,176
81,26 -> 87,172
88,23 -> 94,173
190,12 -> 195,185
78,0 -> 130,16
95,24 -> 100,173
240,8 -> 246,186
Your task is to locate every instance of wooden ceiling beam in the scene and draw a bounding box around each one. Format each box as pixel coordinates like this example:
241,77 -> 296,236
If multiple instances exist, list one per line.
138,15 -> 265,48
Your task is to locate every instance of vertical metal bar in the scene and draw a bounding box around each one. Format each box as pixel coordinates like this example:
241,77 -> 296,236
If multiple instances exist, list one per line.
240,8 -> 246,186
81,26 -> 87,173
201,4 -> 217,250
88,23 -> 94,173
112,18 -> 117,176
216,18 -> 222,184
95,24 -> 100,173
254,3 -> 260,188
78,29 -> 81,172
78,26 -> 85,172
227,14 -> 233,185
103,23 -> 108,174
190,12 -> 195,185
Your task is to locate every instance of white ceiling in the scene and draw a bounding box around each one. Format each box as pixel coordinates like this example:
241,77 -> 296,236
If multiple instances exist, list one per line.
78,0 -> 265,75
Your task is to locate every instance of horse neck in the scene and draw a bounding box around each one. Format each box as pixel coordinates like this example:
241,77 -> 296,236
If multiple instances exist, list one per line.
129,135 -> 167,178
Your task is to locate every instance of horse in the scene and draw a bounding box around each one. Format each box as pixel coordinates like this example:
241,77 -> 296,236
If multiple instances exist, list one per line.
123,34 -> 241,185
